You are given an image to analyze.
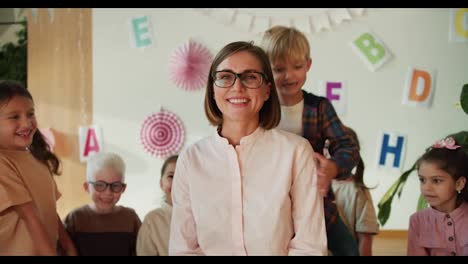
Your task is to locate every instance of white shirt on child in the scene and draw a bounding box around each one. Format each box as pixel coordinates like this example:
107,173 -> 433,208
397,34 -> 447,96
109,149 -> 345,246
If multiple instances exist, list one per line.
278,99 -> 304,136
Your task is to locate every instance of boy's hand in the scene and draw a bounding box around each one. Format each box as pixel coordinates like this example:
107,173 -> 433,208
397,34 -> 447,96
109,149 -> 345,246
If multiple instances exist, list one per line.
313,152 -> 338,197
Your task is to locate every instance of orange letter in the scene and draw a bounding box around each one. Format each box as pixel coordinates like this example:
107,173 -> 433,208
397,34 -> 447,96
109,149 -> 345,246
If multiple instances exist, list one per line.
409,70 -> 431,102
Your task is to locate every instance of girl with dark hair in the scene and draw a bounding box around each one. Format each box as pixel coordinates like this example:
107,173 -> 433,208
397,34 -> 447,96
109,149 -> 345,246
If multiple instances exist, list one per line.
407,135 -> 468,256
0,80 -> 76,255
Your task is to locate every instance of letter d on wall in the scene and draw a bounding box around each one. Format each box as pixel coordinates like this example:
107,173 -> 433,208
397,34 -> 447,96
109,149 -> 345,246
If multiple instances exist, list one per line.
402,67 -> 436,108
79,125 -> 103,162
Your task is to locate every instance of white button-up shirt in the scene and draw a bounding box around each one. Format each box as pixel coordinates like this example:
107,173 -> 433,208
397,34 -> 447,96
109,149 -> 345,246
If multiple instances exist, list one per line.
169,127 -> 327,256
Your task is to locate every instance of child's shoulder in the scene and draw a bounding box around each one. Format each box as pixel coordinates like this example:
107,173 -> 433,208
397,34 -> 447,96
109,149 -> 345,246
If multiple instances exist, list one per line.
302,90 -> 327,107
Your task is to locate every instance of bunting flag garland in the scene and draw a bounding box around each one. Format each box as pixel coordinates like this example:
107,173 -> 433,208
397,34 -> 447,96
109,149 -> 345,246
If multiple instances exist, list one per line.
195,8 -> 366,35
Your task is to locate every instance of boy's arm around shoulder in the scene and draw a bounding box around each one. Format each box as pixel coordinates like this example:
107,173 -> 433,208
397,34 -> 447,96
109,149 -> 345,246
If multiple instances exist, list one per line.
320,100 -> 359,179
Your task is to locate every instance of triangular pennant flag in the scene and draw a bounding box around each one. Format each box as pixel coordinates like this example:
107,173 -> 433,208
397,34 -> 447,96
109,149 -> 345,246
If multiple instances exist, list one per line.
292,16 -> 313,34
328,8 -> 352,25
234,12 -> 254,32
271,16 -> 291,28
311,12 -> 331,32
348,8 -> 366,17
48,8 -> 55,23
211,8 -> 236,25
251,16 -> 271,35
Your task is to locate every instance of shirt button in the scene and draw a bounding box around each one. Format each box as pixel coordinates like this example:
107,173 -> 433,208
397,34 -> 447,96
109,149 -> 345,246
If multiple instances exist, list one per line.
446,214 -> 450,219
448,236 -> 454,241
451,251 -> 456,256
447,221 -> 453,226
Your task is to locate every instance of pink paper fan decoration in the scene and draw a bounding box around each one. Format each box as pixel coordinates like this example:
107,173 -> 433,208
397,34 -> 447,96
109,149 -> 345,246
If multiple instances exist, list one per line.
140,109 -> 185,159
39,127 -> 55,151
169,39 -> 213,91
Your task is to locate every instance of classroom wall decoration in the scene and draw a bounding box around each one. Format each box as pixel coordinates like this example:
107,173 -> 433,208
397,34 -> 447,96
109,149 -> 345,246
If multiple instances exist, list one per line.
129,15 -> 153,49
350,31 -> 393,72
169,39 -> 213,91
39,127 -> 55,151
195,8 -> 366,35
449,8 -> 468,43
79,125 -> 103,163
318,80 -> 347,116
140,108 -> 185,159
375,132 -> 407,171
402,67 -> 436,108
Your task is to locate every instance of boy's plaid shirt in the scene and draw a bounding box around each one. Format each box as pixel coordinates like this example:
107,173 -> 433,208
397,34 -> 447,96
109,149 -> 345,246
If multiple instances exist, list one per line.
301,90 -> 359,230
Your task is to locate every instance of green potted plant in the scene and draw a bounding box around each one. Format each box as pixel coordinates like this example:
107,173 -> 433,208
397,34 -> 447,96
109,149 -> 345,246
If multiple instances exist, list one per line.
377,84 -> 468,226
0,19 -> 27,87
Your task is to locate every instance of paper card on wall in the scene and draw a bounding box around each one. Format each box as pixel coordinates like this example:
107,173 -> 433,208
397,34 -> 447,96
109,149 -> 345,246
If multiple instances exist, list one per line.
271,16 -> 291,28
449,8 -> 468,43
31,8 -> 38,23
48,8 -> 54,23
292,16 -> 312,34
79,125 -> 103,162
211,8 -> 236,25
318,81 -> 347,116
129,15 -> 153,49
234,12 -> 253,32
350,31 -> 392,72
311,12 -> 331,32
375,132 -> 406,171
251,16 -> 271,35
402,67 -> 436,108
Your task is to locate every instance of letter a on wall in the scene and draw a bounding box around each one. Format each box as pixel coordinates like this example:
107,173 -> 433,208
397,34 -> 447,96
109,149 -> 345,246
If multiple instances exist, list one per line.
129,15 -> 153,49
375,132 -> 406,171
350,31 -> 392,72
402,67 -> 436,108
79,125 -> 103,162
449,8 -> 468,43
318,81 -> 347,116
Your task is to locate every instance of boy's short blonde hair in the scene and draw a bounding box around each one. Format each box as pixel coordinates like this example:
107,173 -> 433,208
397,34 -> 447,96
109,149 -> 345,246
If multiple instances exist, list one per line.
261,26 -> 311,64
86,152 -> 126,182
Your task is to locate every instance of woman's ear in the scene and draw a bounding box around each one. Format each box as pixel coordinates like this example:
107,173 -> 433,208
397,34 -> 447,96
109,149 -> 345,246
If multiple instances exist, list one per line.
265,82 -> 271,101
83,182 -> 90,193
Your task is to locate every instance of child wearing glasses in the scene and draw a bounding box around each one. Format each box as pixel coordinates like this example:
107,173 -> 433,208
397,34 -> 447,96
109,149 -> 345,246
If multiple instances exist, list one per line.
64,152 -> 141,256
261,26 -> 360,255
137,155 -> 178,256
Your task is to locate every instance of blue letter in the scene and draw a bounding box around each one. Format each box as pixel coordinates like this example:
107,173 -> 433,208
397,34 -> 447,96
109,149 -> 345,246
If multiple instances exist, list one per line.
379,134 -> 404,168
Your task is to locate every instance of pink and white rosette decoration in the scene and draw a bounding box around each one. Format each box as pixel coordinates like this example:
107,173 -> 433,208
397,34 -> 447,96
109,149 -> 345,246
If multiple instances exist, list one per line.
169,39 -> 213,91
39,127 -> 56,151
140,108 -> 185,159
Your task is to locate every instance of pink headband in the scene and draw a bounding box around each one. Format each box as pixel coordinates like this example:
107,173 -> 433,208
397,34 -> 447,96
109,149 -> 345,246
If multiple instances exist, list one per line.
432,137 -> 461,150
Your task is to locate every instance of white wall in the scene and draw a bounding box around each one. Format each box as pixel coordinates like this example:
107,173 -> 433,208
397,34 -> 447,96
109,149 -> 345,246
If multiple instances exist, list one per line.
93,8 -> 467,229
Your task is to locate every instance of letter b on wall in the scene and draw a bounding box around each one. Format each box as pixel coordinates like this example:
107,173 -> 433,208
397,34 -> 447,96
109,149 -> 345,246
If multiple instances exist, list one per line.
351,31 -> 392,72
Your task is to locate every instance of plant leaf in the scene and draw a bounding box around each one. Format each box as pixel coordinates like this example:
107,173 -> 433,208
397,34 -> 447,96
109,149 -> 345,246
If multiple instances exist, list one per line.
461,84 -> 468,116
417,193 -> 428,211
377,161 -> 417,226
